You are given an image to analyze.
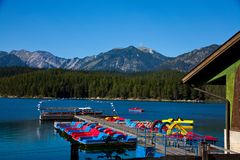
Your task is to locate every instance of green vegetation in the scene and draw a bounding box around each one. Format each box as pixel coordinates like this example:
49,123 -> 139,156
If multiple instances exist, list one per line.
0,67 -> 39,78
0,67 -> 225,101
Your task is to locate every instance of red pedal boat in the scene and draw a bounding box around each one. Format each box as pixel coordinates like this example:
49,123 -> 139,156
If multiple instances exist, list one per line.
128,107 -> 144,112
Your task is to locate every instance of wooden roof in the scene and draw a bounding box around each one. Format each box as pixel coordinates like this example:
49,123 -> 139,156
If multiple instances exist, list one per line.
182,31 -> 240,85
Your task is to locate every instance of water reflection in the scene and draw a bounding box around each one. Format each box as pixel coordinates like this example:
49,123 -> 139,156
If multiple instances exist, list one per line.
0,119 -> 161,159
71,143 -> 79,160
68,137 -> 161,159
70,144 -> 157,160
0,120 -> 70,160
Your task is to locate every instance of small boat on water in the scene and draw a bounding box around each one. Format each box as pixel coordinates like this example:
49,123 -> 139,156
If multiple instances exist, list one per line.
128,107 -> 144,112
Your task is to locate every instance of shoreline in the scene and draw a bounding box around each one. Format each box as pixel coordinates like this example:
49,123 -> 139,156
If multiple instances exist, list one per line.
0,95 -> 224,103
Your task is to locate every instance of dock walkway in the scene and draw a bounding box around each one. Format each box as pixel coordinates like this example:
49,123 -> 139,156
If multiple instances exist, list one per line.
74,115 -> 195,156
39,107 -> 102,120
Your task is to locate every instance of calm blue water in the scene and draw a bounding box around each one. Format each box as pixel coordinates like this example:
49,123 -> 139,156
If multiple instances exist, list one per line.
0,98 -> 225,159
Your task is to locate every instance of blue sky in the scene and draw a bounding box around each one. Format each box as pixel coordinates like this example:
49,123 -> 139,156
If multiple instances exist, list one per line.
0,0 -> 239,58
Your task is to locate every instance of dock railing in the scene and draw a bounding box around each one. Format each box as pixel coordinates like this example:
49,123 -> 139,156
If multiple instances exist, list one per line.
136,129 -> 199,156
209,144 -> 239,154
196,142 -> 240,160
74,115 -> 240,159
75,115 -> 200,156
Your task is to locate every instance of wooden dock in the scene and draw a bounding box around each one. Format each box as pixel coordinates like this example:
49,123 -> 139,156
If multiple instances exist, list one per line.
39,107 -> 102,120
74,115 -> 196,156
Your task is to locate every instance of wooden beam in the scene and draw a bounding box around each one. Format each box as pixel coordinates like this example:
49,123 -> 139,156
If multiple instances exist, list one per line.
232,66 -> 240,130
182,31 -> 240,84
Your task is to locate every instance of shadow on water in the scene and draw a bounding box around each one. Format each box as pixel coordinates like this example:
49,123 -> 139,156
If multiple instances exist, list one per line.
62,131 -> 159,159
70,142 -> 157,160
71,144 -> 131,160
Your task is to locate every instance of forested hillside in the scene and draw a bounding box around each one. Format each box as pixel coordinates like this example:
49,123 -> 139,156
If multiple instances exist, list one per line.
0,68 -> 225,101
0,67 -> 38,78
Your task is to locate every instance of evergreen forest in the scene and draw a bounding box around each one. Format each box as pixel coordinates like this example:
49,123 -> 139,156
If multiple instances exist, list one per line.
0,67 -> 225,101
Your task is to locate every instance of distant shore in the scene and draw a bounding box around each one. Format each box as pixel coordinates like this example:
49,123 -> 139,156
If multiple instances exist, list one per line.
0,95 -> 224,103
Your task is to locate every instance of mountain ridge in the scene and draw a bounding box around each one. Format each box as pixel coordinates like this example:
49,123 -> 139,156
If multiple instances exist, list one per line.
0,44 -> 220,72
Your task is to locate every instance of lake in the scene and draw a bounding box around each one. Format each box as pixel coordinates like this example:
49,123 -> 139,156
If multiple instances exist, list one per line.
0,98 -> 225,159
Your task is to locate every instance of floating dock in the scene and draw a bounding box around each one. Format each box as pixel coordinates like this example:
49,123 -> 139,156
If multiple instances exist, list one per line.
74,115 -> 196,156
52,114 -> 240,159
38,107 -> 102,120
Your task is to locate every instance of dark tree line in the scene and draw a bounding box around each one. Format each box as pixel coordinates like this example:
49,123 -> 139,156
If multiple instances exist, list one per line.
0,67 -> 38,78
0,67 -> 225,101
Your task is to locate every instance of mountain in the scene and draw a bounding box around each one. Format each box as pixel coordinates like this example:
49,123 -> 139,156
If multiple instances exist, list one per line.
81,46 -> 169,72
0,51 -> 26,67
0,51 -> 8,57
77,45 -> 219,72
62,56 -> 96,70
10,49 -> 66,68
8,49 -> 96,70
0,44 -> 220,72
158,44 -> 219,72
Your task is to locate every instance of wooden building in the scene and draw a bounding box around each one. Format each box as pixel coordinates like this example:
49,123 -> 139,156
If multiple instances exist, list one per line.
182,31 -> 240,152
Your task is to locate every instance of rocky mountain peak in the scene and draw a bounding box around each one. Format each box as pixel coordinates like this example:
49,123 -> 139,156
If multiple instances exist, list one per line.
138,46 -> 154,54
0,44 -> 220,72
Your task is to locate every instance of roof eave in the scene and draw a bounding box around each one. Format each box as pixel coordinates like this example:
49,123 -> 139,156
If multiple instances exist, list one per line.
182,31 -> 240,85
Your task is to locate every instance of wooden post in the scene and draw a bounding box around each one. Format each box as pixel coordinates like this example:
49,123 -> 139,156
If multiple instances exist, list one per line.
144,128 -> 147,148
164,135 -> 167,156
226,100 -> 230,151
198,142 -> 208,160
232,66 -> 240,131
193,87 -> 231,151
70,143 -> 79,160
